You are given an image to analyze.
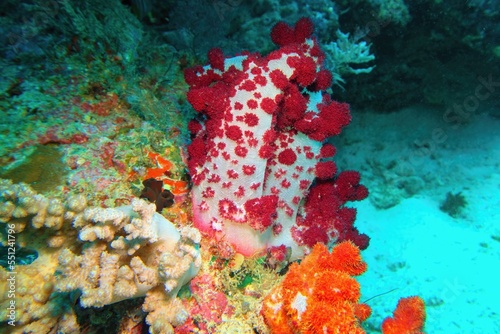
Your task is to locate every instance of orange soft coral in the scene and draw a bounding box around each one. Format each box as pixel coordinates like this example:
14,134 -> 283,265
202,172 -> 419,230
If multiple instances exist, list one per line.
381,296 -> 426,334
261,241 -> 370,334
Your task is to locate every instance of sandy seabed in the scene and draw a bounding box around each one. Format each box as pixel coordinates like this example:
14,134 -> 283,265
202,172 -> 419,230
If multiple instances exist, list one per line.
335,105 -> 500,333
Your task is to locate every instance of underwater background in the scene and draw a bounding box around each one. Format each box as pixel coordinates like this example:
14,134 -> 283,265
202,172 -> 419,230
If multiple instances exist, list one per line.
0,0 -> 499,333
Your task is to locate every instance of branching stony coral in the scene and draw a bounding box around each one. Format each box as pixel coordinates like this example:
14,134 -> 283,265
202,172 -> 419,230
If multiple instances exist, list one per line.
323,30 -> 375,84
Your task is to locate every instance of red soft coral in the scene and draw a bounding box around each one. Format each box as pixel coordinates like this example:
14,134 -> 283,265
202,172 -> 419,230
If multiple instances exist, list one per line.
261,242 -> 369,334
262,245 -> 426,334
382,296 -> 426,334
185,18 -> 369,260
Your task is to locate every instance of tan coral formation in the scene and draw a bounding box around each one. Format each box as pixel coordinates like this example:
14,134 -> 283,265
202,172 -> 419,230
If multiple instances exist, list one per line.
0,179 -> 84,333
56,198 -> 202,328
0,179 -> 85,235
57,198 -> 202,334
0,179 -> 202,334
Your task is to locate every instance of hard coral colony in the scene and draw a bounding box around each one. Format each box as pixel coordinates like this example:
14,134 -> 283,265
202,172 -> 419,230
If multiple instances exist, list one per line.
185,18 -> 369,261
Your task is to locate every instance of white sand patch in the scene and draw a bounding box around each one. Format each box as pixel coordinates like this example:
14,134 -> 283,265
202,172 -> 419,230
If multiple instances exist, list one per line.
333,106 -> 500,333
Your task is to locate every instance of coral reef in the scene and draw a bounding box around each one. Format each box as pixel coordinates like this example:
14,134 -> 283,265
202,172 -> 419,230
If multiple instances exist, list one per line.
160,0 -> 374,85
0,0 -> 440,330
0,144 -> 69,194
142,150 -> 190,197
185,18 -> 368,260
322,30 -> 375,84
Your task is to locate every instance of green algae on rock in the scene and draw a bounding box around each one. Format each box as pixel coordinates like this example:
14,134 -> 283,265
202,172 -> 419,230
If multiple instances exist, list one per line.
0,144 -> 69,193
